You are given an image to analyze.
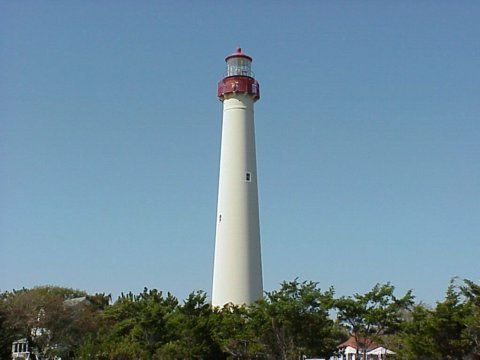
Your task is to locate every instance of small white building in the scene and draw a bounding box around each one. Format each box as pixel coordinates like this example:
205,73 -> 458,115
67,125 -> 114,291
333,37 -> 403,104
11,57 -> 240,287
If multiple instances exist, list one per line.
331,336 -> 395,360
12,338 -> 31,360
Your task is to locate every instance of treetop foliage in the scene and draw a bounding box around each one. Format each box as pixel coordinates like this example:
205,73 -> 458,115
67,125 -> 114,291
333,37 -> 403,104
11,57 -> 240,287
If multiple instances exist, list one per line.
1,278 -> 479,360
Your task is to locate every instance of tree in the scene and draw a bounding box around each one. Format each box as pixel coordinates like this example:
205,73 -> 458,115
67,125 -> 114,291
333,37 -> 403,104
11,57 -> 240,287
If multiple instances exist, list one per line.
155,290 -> 224,359
399,279 -> 477,360
335,283 -> 414,359
96,288 -> 179,359
0,286 -> 106,359
213,303 -> 262,359
249,279 -> 342,360
461,279 -> 480,358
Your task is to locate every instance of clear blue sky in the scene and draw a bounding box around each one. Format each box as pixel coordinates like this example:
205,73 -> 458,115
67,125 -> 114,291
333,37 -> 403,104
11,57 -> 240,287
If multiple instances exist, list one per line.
1,1 -> 479,305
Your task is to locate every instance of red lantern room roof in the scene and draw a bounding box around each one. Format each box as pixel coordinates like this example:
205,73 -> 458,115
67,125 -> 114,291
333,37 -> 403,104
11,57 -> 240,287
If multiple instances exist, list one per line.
225,47 -> 252,62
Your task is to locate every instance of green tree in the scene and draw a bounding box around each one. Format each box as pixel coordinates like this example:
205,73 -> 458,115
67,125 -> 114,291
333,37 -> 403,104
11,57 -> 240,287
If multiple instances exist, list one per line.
97,288 -> 179,359
399,280 -> 476,360
249,279 -> 341,360
0,286 -> 106,359
461,279 -> 480,358
335,282 -> 414,359
213,303 -> 265,359
155,291 -> 224,359
0,293 -> 11,359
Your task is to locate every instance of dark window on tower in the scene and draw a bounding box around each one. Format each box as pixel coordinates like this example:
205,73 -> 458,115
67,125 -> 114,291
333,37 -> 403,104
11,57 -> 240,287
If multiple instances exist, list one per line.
245,172 -> 251,182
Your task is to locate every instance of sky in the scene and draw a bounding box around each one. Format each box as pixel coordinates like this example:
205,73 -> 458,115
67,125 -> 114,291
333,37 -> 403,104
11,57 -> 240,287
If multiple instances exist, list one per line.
1,1 -> 479,306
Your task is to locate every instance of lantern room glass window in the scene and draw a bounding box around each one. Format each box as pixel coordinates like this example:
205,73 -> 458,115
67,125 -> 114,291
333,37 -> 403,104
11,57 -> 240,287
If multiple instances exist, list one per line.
225,57 -> 254,78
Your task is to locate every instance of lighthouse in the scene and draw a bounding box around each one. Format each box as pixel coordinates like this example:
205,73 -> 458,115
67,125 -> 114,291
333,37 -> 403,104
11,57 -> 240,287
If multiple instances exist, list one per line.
212,48 -> 263,306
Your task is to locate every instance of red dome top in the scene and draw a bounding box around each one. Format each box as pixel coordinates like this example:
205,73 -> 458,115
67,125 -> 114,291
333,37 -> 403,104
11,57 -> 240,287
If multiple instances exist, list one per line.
225,47 -> 252,62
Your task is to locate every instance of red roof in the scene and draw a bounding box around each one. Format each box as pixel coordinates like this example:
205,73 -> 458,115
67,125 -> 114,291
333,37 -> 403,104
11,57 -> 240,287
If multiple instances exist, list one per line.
337,336 -> 382,350
225,47 -> 253,62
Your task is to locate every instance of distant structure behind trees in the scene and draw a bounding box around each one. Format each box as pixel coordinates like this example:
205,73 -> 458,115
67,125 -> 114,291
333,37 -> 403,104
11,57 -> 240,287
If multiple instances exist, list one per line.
12,338 -> 30,359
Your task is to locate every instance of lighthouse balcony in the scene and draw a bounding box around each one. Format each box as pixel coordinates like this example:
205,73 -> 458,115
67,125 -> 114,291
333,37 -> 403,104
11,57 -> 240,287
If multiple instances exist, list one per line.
217,76 -> 260,101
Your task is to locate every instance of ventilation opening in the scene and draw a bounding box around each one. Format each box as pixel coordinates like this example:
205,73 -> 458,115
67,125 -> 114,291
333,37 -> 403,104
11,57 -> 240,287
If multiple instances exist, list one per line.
245,172 -> 252,182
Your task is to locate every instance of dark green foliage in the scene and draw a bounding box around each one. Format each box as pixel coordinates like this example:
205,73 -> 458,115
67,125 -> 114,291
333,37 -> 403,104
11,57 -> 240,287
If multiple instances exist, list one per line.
335,282 -> 414,359
249,279 -> 344,360
461,279 -> 480,358
98,288 -> 179,358
398,279 -> 478,360
213,303 -> 263,359
1,279 -> 479,359
155,290 -> 224,359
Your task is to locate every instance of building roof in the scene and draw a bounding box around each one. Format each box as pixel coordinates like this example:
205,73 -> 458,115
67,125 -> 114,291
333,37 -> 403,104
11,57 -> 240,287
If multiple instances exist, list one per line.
63,296 -> 89,307
337,336 -> 382,351
225,47 -> 253,62
337,336 -> 396,355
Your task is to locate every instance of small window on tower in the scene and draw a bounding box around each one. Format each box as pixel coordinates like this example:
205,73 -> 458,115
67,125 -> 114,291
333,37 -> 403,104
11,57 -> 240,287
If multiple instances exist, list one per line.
245,172 -> 252,182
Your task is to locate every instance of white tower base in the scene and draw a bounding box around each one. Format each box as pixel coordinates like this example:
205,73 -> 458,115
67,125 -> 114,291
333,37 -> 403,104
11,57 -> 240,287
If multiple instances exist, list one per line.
212,94 -> 263,306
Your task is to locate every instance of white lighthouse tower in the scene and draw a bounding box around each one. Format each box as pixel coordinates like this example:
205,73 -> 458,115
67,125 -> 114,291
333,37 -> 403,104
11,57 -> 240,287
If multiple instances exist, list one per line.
212,48 -> 263,306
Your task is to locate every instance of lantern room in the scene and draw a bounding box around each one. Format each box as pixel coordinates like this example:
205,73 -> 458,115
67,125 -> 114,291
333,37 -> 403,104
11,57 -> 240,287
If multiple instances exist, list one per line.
218,48 -> 260,101
224,48 -> 254,78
